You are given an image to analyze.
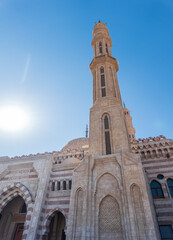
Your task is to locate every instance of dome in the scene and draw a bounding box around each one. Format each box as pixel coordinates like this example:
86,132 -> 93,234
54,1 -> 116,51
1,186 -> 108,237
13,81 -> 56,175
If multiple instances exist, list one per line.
61,138 -> 89,152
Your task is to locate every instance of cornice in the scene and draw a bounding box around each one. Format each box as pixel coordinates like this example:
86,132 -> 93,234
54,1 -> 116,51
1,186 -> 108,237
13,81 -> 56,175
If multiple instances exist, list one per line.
90,55 -> 119,72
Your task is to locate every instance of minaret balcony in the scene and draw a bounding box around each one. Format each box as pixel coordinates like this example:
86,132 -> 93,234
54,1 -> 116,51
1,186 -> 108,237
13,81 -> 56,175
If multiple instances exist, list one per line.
90,55 -> 119,72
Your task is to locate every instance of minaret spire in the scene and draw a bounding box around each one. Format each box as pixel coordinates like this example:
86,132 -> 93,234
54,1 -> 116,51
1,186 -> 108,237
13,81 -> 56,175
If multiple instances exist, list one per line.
124,107 -> 136,142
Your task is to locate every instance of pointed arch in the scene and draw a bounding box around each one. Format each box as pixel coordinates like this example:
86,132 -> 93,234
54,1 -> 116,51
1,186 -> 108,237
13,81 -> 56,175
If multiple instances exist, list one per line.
99,195 -> 123,240
141,151 -> 146,159
146,150 -> 151,159
94,172 -> 123,240
131,184 -> 146,239
0,182 -> 33,213
42,208 -> 67,237
152,150 -> 157,158
0,183 -> 33,240
94,171 -> 120,195
72,187 -> 84,239
158,149 -> 163,157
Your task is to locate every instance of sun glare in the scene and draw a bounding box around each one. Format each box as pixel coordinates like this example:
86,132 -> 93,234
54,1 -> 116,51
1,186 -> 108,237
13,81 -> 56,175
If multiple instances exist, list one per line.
0,106 -> 29,132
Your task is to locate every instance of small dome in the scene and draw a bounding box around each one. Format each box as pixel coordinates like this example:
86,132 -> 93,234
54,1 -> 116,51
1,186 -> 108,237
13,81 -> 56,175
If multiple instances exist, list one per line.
93,21 -> 109,37
61,138 -> 89,152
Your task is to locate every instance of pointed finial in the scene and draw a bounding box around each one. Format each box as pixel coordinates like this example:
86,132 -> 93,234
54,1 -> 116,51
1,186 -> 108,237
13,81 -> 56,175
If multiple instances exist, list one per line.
85,124 -> 88,138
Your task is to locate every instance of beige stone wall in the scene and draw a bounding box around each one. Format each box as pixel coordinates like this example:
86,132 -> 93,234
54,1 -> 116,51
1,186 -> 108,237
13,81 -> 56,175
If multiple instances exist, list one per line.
0,154 -> 53,240
67,152 -> 160,240
132,136 -> 173,234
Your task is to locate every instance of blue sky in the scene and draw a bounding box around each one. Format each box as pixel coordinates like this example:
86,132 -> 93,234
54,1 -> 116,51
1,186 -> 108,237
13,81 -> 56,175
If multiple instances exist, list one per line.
0,0 -> 173,157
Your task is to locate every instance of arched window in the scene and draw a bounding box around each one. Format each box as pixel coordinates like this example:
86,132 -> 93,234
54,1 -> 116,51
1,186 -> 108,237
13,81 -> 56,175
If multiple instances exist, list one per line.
100,67 -> 106,97
69,180 -> 72,190
104,115 -> 111,155
150,180 -> 164,198
164,148 -> 169,158
141,151 -> 146,160
147,151 -> 151,159
99,42 -> 102,53
152,150 -> 157,158
57,181 -> 61,190
158,149 -> 163,157
51,182 -> 55,191
167,179 -> 173,197
105,43 -> 108,53
63,181 -> 66,190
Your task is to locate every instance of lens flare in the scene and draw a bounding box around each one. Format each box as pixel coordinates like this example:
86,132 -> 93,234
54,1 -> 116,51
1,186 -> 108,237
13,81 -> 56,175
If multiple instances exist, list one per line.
0,106 -> 29,132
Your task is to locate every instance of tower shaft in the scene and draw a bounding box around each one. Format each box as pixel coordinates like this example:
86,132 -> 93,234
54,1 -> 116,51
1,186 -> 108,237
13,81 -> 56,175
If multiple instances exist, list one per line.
89,22 -> 130,155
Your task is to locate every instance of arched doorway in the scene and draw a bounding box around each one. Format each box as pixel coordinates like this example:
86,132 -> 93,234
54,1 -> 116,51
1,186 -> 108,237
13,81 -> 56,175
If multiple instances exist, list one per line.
0,195 -> 27,240
48,211 -> 66,240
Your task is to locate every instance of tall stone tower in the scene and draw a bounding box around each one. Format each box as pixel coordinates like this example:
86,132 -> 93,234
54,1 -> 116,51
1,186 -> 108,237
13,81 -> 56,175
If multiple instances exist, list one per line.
89,21 -> 130,155
67,22 -> 160,240
124,107 -> 136,142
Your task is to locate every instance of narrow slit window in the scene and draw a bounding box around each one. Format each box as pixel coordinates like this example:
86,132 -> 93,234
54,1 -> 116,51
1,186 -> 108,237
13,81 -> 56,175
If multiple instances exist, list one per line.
100,67 -> 106,97
57,181 -> 60,190
99,42 -> 102,53
104,115 -> 109,129
102,88 -> 106,97
100,67 -> 104,74
105,43 -> 108,53
104,115 -> 111,155
101,74 -> 105,87
63,181 -> 66,190
69,180 -> 72,190
52,182 -> 55,191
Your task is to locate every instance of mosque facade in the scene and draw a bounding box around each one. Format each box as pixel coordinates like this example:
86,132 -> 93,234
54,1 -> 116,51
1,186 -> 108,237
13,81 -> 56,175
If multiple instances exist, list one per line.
0,21 -> 173,240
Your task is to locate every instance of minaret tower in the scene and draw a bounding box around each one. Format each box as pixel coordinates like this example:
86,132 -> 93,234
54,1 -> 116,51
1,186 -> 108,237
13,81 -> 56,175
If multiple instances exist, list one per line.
89,21 -> 130,155
67,22 -> 160,240
124,106 -> 136,142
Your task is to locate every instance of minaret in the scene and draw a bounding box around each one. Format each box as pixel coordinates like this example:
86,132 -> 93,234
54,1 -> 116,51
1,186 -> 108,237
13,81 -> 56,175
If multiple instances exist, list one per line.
124,107 -> 136,142
67,22 -> 160,240
89,21 -> 130,155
